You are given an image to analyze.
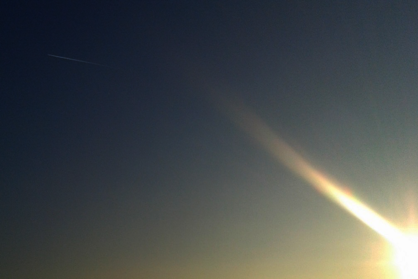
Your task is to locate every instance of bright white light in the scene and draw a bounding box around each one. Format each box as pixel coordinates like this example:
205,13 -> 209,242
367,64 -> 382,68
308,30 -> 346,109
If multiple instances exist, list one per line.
218,97 -> 418,279
394,233 -> 418,279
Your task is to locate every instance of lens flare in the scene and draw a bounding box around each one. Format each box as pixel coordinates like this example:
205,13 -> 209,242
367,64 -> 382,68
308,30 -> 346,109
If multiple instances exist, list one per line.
221,97 -> 403,242
216,95 -> 417,278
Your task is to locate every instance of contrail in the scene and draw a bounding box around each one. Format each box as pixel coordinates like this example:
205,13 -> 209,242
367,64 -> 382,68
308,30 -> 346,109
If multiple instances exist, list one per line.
48,54 -> 111,68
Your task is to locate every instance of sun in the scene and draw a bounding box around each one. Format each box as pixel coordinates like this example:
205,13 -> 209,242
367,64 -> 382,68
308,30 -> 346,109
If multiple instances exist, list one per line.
393,233 -> 418,279
220,99 -> 418,279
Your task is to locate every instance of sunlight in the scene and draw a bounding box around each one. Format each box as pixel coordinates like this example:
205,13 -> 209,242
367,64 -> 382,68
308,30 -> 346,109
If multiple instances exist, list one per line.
218,97 -> 418,279
393,233 -> 418,279
221,96 -> 403,243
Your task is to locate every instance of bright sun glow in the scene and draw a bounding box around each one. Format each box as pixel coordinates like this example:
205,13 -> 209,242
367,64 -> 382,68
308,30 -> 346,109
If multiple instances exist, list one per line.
393,233 -> 418,279
220,97 -> 418,279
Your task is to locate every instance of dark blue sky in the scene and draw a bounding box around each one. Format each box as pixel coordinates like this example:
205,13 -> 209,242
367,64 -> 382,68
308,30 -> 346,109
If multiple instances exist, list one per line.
2,1 -> 418,278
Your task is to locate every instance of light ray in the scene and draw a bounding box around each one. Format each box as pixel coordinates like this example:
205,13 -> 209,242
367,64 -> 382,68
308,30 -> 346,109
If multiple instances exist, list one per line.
218,96 -> 404,245
214,95 -> 418,278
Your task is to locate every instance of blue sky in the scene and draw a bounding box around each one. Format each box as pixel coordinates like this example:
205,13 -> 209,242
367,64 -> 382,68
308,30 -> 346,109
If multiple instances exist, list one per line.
2,1 -> 418,278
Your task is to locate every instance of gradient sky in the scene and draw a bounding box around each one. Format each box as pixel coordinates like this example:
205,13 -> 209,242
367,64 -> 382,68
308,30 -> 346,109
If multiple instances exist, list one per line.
2,1 -> 418,278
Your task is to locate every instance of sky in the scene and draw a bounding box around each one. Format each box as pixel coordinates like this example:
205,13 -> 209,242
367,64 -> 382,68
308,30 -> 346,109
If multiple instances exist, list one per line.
2,1 -> 418,278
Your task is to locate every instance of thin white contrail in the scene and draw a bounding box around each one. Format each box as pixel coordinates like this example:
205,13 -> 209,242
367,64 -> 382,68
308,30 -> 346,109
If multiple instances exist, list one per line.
48,54 -> 111,68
